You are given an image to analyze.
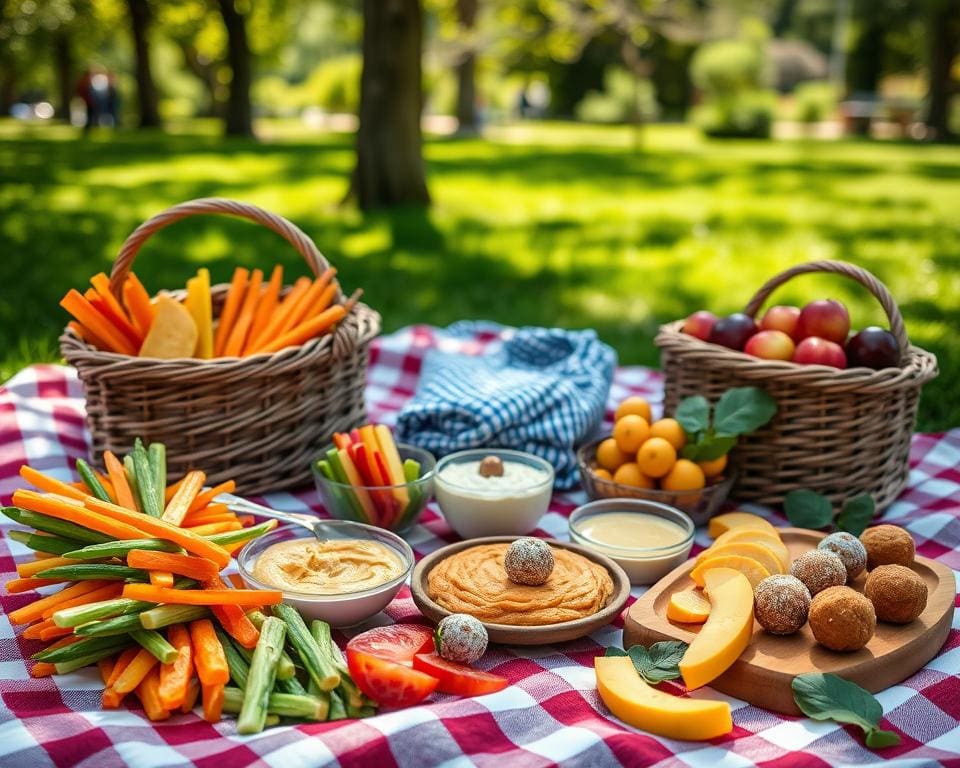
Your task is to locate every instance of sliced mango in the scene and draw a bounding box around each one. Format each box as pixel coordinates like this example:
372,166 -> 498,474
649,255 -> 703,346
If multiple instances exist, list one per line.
139,295 -> 198,359
708,512 -> 778,539
690,555 -> 770,589
667,588 -> 711,624
695,542 -> 784,575
713,528 -> 790,571
679,567 -> 754,690
595,655 -> 732,740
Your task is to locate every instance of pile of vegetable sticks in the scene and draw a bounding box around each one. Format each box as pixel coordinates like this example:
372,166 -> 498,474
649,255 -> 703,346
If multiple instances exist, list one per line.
61,266 -> 362,358
5,439 -> 372,728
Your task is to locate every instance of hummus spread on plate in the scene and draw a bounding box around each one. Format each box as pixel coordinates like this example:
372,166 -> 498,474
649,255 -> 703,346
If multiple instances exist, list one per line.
253,538 -> 405,595
427,542 -> 614,625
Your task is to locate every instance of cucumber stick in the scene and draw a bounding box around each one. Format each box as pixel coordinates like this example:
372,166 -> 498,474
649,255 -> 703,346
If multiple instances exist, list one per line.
131,440 -> 162,518
5,507 -> 112,544
147,442 -> 166,513
64,538 -> 181,560
223,687 -> 328,721
54,597 -> 154,628
75,459 -> 112,503
36,564 -> 150,582
8,530 -> 84,555
272,603 -> 339,692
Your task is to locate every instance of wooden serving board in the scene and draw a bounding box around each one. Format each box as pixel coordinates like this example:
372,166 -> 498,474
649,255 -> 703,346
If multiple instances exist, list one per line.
623,528 -> 955,716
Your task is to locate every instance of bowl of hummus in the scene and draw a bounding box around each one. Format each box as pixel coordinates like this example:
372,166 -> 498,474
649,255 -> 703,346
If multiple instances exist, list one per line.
237,520 -> 414,627
410,536 -> 630,645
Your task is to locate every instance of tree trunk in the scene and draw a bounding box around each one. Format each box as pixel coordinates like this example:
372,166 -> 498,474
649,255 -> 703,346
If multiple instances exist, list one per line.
0,65 -> 16,116
926,0 -> 959,141
217,0 -> 254,137
177,40 -> 222,117
348,0 -> 429,209
53,32 -> 72,122
454,0 -> 478,134
126,0 -> 162,128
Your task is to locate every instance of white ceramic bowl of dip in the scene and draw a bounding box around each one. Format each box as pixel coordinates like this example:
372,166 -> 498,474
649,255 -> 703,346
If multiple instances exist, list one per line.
568,499 -> 694,585
434,449 -> 555,539
236,521 -> 414,627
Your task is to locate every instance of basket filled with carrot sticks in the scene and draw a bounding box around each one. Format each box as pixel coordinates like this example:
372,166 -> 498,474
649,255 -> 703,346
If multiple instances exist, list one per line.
59,197 -> 380,494
6,444 -> 375,729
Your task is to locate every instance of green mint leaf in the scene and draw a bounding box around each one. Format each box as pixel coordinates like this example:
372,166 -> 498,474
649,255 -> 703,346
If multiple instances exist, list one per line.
603,646 -> 628,657
639,641 -> 689,683
713,387 -> 777,436
685,435 -> 738,462
627,645 -> 652,675
837,494 -> 875,536
865,728 -> 902,748
675,396 -> 710,435
784,489 -> 834,529
792,673 -> 896,747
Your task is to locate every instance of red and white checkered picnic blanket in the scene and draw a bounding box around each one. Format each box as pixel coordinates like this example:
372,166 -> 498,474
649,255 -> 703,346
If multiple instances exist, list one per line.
1,324 -> 958,767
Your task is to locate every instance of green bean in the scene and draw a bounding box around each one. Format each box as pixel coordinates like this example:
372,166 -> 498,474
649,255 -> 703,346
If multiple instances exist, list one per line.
34,634 -> 129,662
36,564 -> 150,582
275,673 -> 308,696
138,604 -> 210,630
130,628 -> 178,664
223,686 -> 328,721
238,616 -> 287,734
147,443 -> 166,513
131,440 -> 162,518
76,613 -> 144,637
54,641 -> 133,674
272,604 -> 340,692
75,459 -> 111,503
4,507 -> 112,544
246,610 -> 296,679
310,620 -> 364,710
205,521 -> 276,547
53,597 -> 154,628
63,538 -> 181,560
8,529 -> 84,555
219,629 -> 250,689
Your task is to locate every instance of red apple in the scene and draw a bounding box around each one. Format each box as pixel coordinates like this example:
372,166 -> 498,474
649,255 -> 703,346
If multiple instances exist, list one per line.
683,310 -> 717,341
793,336 -> 847,368
744,329 -> 795,361
709,313 -> 758,351
795,299 -> 850,345
759,305 -> 801,340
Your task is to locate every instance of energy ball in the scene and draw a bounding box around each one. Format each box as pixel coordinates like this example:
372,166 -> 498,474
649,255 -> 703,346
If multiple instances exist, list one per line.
790,550 -> 847,595
865,564 -> 928,624
860,525 -> 915,570
436,614 -> 489,664
809,586 -> 876,652
504,537 -> 555,586
818,532 -> 868,580
754,574 -> 811,635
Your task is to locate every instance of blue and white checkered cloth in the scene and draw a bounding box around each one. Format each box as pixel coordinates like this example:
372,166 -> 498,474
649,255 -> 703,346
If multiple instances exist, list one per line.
395,322 -> 616,489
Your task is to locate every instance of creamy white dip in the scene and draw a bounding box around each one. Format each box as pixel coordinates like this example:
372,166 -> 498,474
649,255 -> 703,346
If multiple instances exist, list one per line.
437,459 -> 550,497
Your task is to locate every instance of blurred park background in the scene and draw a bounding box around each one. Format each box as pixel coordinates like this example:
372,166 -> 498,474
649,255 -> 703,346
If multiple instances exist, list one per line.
0,0 -> 958,430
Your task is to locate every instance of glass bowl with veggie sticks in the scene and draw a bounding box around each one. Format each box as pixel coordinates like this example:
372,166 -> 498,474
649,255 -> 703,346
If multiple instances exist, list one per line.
312,424 -> 436,534
235,522 -> 414,627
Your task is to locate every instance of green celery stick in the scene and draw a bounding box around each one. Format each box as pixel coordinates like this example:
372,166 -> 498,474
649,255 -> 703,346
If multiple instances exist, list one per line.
34,634 -> 129,662
64,538 -> 181,560
310,620 -> 364,710
272,603 -> 339,692
36,564 -> 150,581
218,629 -> 250,689
147,443 -> 166,513
325,449 -> 366,522
53,640 -> 133,674
130,628 -> 178,663
75,613 -> 144,637
123,455 -> 143,512
54,597 -> 154,628
237,616 -> 287,734
245,610 -> 297,679
138,604 -> 210,630
223,686 -> 328,721
131,440 -> 162,518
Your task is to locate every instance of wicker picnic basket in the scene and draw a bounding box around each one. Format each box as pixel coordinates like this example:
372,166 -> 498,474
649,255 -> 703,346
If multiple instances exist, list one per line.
60,198 -> 381,495
655,260 -> 938,511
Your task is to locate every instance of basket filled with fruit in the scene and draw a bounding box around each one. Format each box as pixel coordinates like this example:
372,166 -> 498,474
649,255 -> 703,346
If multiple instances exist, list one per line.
59,198 -> 380,494
655,260 -> 937,510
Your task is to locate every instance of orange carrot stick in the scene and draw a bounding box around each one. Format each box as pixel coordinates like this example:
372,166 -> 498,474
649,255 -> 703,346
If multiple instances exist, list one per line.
181,678 -> 201,713
98,656 -> 115,685
8,577 -> 67,593
184,521 -> 242,536
30,662 -> 57,678
222,268 -> 263,357
227,574 -> 246,590
60,289 -> 138,355
90,273 -> 143,346
242,265 -> 283,355
127,550 -> 220,582
122,273 -> 155,337
104,450 -> 138,511
93,470 -> 116,503
12,490 -> 147,541
9,579 -> 110,625
68,320 -> 111,351
84,284 -> 141,351
24,618 -> 58,640
181,503 -> 232,525
164,475 -> 187,504
19,466 -> 89,501
39,623 -> 74,641
159,624 -> 194,710
149,572 -> 175,588
213,267 -> 249,357
80,495 -> 232,568
42,582 -> 124,619
278,270 -> 336,335
203,575 -> 260,649
17,556 -> 76,578
201,682 -> 224,723
108,647 -> 141,687
180,513 -> 238,528
188,481 -> 236,513
113,648 -> 159,694
124,584 -> 280,607
189,618 -> 229,685
248,276 -> 312,352
137,665 -> 170,721
254,304 -> 347,355
160,470 -> 206,526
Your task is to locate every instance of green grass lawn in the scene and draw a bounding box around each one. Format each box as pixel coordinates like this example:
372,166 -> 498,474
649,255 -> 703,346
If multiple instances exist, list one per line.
1,119 -> 958,430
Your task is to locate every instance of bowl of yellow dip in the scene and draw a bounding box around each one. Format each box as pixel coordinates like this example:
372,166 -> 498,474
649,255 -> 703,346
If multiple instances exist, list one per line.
237,520 -> 414,627
569,499 -> 694,585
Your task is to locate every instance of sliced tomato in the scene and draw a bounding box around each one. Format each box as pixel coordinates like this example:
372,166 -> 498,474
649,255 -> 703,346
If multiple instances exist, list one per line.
412,653 -> 509,696
347,650 -> 439,707
346,624 -> 435,666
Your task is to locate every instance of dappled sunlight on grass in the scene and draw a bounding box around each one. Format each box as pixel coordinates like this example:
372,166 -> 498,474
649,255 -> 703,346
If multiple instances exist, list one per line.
1,119 -> 958,429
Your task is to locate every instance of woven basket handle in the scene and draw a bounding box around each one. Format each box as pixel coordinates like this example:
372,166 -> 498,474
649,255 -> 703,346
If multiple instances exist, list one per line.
108,198 -> 331,296
743,259 -> 909,357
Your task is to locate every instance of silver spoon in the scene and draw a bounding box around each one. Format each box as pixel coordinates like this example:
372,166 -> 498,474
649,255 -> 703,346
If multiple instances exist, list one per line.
215,492 -> 337,542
